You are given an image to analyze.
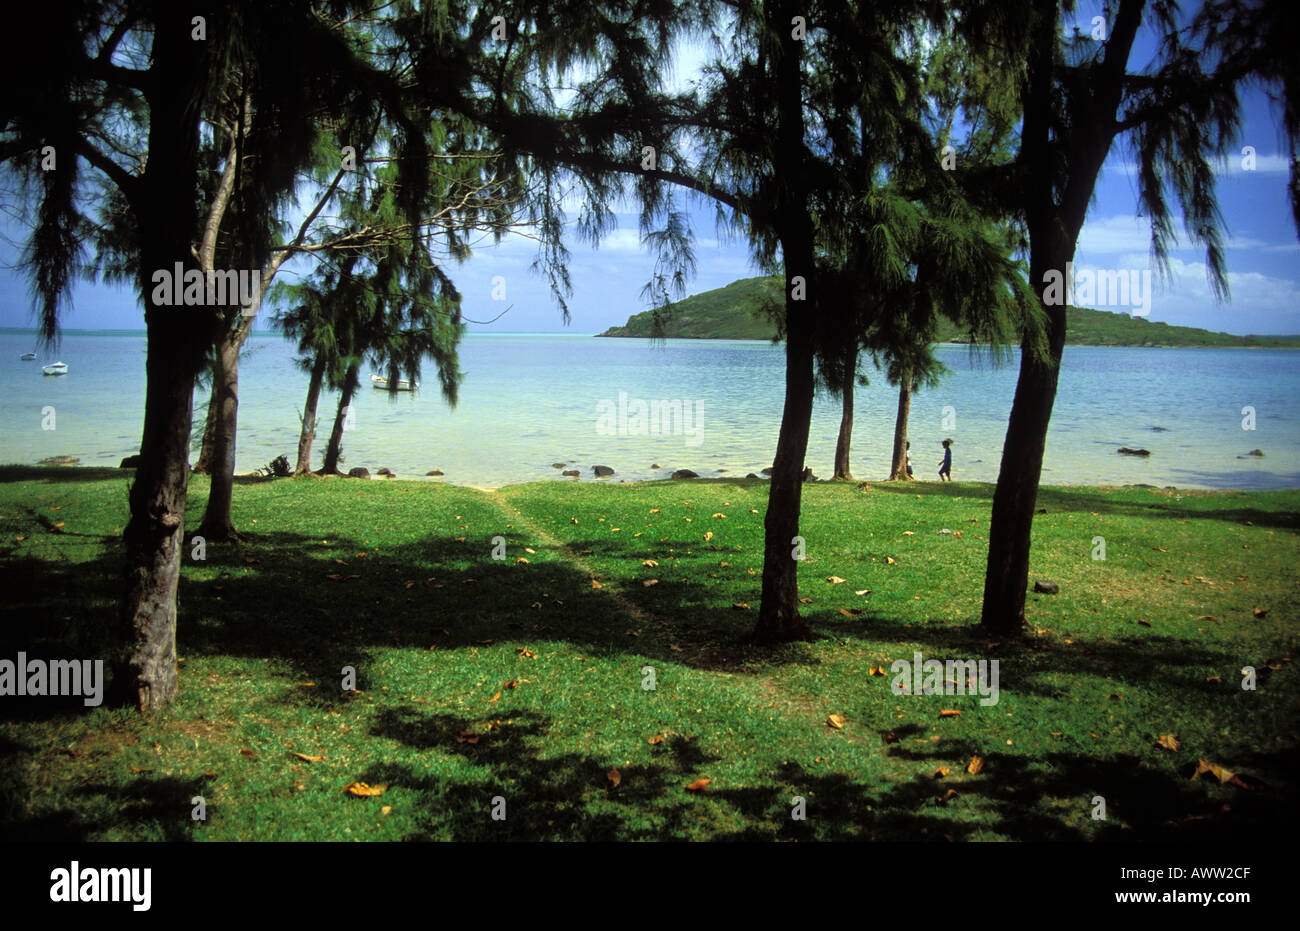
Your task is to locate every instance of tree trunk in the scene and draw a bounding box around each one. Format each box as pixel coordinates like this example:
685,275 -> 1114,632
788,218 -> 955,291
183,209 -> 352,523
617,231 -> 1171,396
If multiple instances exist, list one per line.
753,0 -> 815,644
295,355 -> 327,475
196,332 -> 243,540
979,0 -> 1137,636
980,266 -> 1067,635
320,363 -> 359,475
193,384 -> 219,473
832,350 -> 855,481
887,370 -> 913,481
119,12 -> 206,713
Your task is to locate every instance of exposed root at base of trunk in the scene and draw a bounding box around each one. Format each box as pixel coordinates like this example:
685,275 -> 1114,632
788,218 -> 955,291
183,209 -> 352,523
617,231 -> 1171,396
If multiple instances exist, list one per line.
193,523 -> 243,543
750,623 -> 817,645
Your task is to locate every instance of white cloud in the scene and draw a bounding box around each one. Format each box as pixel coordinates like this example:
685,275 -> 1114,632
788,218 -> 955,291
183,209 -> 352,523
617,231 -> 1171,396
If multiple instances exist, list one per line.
1077,213 -> 1286,255
1105,152 -> 1292,177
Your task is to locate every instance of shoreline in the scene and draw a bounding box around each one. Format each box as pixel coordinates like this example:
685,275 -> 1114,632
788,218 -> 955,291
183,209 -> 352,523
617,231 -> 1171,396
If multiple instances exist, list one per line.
8,463 -> 1298,495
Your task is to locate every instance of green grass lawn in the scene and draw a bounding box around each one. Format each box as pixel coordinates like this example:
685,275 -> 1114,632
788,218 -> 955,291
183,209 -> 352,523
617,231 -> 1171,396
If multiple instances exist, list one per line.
1,466 -> 1296,841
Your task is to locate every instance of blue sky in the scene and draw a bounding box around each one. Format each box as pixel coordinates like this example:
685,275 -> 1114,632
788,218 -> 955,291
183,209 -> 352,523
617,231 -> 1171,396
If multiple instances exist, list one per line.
2,4 -> 1297,336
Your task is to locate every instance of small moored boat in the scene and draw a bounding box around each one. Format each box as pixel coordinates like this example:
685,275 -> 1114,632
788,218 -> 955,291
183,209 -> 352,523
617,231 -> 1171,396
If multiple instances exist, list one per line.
42,362 -> 68,376
370,373 -> 416,391
19,352 -> 36,360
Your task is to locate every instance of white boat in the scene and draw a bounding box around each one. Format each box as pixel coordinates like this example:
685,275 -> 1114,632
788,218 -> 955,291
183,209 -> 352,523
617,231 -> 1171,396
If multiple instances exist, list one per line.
370,373 -> 416,391
19,352 -> 36,360
42,362 -> 68,376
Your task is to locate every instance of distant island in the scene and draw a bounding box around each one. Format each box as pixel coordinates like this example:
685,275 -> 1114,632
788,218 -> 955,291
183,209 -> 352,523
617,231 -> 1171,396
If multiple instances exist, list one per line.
596,275 -> 1300,347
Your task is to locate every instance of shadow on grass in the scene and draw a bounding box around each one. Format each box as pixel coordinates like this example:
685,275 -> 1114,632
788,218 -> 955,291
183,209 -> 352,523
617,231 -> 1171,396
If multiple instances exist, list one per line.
0,465 -> 128,484
864,479 -> 1300,531
354,705 -> 1292,841
2,476 -> 1294,841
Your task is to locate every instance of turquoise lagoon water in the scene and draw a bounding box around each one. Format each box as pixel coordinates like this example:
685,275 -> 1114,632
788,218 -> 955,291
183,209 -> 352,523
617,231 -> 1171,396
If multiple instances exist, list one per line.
1,330 -> 1296,490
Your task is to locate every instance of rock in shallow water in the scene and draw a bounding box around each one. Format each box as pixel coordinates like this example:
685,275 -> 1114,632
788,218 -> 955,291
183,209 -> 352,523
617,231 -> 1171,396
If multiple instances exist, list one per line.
671,469 -> 699,479
1117,447 -> 1150,457
426,469 -> 444,476
592,465 -> 615,477
562,470 -> 580,477
347,467 -> 370,478
40,456 -> 79,466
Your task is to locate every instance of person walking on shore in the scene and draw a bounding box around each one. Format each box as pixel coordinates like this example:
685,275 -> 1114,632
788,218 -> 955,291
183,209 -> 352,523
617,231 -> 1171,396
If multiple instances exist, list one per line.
938,439 -> 952,481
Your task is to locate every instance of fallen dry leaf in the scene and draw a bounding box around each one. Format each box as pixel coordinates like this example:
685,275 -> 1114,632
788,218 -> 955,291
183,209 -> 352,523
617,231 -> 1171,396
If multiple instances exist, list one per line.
239,748 -> 256,759
643,578 -> 659,587
966,755 -> 985,775
516,647 -> 536,658
939,710 -> 962,718
855,589 -> 871,596
1189,759 -> 1245,786
1253,607 -> 1269,618
381,805 -> 392,815
648,735 -> 664,745
732,602 -> 750,610
1156,734 -> 1180,752
827,714 -> 847,729
827,576 -> 847,584
642,559 -> 659,567
590,579 -> 602,589
932,767 -> 950,779
799,597 -> 813,604
685,778 -> 712,792
343,781 -> 387,798
486,690 -> 501,703
886,556 -> 896,565
291,752 -> 325,763
838,608 -> 864,617
607,767 -> 621,788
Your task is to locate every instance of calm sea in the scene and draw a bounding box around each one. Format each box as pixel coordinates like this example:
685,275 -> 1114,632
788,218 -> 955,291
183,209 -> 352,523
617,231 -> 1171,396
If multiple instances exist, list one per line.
1,330 -> 1296,490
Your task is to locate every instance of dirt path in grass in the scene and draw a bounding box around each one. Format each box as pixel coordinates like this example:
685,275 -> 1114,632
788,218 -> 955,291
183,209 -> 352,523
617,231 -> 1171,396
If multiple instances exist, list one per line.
484,492 -> 663,633
481,489 -> 851,729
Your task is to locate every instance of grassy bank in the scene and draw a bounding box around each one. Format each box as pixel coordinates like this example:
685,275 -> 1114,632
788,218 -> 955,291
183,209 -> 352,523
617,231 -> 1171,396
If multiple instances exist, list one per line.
1,467 -> 1296,841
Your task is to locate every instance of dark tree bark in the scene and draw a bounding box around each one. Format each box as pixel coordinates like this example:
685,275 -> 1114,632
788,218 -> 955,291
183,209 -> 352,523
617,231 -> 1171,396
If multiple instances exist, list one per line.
193,385 -> 219,474
320,362 -> 360,475
753,0 -> 816,644
295,354 -> 327,475
887,370 -> 913,481
119,13 -> 208,713
980,0 -> 1142,635
980,263 -> 1067,633
196,333 -> 243,540
832,349 -> 855,481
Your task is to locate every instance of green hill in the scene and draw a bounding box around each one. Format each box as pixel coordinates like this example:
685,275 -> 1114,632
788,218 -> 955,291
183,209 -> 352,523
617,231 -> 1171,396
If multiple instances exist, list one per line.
597,275 -> 1300,348
596,276 -> 783,339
